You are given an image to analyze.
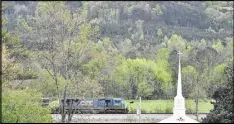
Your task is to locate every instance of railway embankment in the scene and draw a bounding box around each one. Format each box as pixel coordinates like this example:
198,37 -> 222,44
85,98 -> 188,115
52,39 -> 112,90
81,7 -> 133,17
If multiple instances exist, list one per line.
52,114 -> 207,123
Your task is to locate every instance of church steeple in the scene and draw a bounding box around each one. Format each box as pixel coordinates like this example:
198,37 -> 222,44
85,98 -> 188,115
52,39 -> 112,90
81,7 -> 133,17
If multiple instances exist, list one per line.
177,51 -> 183,97
173,51 -> 185,116
159,51 -> 199,123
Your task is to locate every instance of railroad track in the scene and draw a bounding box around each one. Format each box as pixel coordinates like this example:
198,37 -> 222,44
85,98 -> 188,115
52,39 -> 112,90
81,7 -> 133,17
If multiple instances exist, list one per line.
52,114 -> 207,123
51,113 -> 208,115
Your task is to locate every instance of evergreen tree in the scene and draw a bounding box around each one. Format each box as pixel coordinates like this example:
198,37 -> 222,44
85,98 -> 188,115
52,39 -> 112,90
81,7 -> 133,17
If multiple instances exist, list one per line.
202,62 -> 234,123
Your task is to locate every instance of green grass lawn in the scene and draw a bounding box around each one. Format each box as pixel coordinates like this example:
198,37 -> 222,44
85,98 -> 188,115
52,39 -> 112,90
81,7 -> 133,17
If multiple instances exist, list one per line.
125,99 -> 213,114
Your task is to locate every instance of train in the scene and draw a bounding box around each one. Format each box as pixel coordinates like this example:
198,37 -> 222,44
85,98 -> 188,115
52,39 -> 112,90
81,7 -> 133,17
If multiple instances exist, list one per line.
42,97 -> 129,114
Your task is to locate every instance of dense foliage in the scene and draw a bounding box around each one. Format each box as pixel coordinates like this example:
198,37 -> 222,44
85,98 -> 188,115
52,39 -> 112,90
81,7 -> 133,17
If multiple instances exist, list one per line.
202,62 -> 234,123
2,1 -> 233,122
2,89 -> 53,123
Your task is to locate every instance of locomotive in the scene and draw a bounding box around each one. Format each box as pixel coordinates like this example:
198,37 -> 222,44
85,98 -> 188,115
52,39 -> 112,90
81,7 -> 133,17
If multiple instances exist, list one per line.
43,97 -> 129,114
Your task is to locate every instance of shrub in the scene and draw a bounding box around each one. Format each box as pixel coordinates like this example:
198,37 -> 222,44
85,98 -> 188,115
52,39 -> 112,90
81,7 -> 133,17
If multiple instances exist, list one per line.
2,88 -> 53,123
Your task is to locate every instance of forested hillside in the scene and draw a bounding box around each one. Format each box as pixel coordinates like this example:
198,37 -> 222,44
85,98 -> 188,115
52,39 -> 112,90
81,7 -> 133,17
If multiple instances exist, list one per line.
2,1 -> 233,122
2,0 -> 233,99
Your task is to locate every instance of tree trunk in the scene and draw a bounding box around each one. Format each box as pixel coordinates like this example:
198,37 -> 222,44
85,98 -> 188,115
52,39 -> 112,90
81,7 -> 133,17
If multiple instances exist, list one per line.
67,98 -> 73,123
61,85 -> 67,123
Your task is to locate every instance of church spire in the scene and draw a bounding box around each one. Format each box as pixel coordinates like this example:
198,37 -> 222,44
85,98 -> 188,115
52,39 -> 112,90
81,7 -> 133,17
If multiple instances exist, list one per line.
159,51 -> 199,123
177,51 -> 183,97
173,51 -> 185,116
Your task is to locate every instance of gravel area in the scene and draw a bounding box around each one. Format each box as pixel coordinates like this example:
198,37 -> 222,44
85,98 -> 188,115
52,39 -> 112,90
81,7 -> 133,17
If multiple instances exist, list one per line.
52,114 -> 207,123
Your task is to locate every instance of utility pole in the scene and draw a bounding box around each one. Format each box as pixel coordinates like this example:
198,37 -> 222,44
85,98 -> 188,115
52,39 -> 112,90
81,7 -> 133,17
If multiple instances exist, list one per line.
138,96 -> 141,123
140,96 -> 141,115
137,96 -> 141,115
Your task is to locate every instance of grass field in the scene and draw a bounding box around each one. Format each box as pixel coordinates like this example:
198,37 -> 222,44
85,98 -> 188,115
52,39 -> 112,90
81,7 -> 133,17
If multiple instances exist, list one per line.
125,99 -> 213,114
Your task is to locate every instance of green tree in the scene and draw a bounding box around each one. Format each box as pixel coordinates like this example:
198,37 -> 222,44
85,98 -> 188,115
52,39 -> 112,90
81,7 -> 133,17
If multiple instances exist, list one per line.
118,38 -> 133,56
131,20 -> 144,44
167,34 -> 186,53
30,68 -> 68,97
157,28 -> 163,37
24,2 -> 99,122
2,88 -> 53,123
202,62 -> 233,123
152,4 -> 163,17
2,45 -> 21,88
2,15 -> 36,89
181,65 -> 198,98
198,39 -> 207,50
207,64 -> 226,97
188,47 -> 220,119
114,58 -> 172,99
212,39 -> 224,54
